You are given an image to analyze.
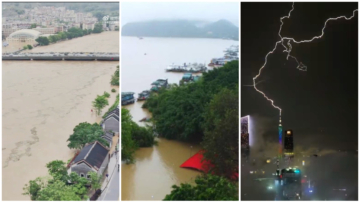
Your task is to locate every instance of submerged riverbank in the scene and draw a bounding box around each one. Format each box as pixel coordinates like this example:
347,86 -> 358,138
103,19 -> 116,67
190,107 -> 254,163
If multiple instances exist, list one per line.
121,37 -> 238,200
2,61 -> 118,200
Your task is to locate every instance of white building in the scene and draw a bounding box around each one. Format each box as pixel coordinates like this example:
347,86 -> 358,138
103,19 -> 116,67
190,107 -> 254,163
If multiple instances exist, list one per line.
6,29 -> 42,43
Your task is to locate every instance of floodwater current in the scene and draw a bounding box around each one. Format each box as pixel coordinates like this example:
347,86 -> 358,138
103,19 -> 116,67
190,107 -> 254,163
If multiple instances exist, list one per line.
121,36 -> 238,200
2,32 -> 119,200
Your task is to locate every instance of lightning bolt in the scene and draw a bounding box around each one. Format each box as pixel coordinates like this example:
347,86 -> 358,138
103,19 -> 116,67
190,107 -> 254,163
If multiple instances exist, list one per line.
253,2 -> 358,117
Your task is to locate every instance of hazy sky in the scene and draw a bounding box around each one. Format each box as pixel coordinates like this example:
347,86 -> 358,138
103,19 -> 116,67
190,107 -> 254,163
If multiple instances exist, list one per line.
121,2 -> 239,26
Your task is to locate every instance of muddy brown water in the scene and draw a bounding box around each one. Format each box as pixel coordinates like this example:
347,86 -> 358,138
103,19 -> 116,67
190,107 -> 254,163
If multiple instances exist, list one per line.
2,32 -> 119,200
121,36 -> 238,200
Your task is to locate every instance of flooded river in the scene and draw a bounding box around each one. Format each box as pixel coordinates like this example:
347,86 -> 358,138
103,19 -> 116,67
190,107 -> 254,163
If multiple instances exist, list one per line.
121,36 -> 238,200
2,32 -> 119,200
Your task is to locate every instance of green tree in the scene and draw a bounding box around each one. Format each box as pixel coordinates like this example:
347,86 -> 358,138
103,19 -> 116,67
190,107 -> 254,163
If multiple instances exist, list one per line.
103,91 -> 110,98
30,23 -> 37,28
69,172 -> 89,199
131,124 -> 155,147
143,60 -> 238,141
49,35 -> 60,43
110,65 -> 119,86
58,32 -> 67,40
22,177 -> 46,200
35,36 -> 49,45
67,122 -> 108,150
103,94 -> 119,118
88,171 -> 101,191
23,45 -> 28,50
46,160 -> 69,183
201,88 -> 239,179
164,174 -> 238,200
93,23 -> 103,33
94,11 -> 105,22
121,108 -> 155,163
27,44 -> 33,50
92,95 -> 109,115
36,180 -> 82,201
121,108 -> 137,163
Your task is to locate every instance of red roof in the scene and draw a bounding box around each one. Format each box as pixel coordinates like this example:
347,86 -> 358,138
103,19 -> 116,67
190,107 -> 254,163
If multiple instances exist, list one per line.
180,150 -> 238,180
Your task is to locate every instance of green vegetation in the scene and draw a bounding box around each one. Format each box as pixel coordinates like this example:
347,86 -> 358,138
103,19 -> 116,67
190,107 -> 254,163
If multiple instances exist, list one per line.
23,45 -> 28,50
122,19 -> 239,40
202,88 -> 239,178
39,28 -> 93,46
92,95 -> 109,116
103,91 -> 110,98
103,94 -> 119,119
142,61 -> 238,199
110,65 -> 119,86
35,36 -> 49,46
164,174 -> 238,200
3,3 -> 119,18
27,44 -> 33,50
23,160 -> 102,201
67,122 -> 109,150
30,23 -> 37,29
88,171 -> 102,191
92,23 -> 103,34
143,60 -> 238,142
111,88 -> 116,93
121,108 -> 155,163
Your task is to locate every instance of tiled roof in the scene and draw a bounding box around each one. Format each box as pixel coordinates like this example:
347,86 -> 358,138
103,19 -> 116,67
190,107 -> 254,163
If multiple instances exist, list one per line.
73,141 -> 109,170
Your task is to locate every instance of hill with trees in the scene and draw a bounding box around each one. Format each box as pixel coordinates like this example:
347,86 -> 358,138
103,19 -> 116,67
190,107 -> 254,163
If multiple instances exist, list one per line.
122,19 -> 239,40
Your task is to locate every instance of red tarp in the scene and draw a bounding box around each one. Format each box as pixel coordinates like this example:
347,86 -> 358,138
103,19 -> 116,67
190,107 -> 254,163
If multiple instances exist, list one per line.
180,150 -> 239,179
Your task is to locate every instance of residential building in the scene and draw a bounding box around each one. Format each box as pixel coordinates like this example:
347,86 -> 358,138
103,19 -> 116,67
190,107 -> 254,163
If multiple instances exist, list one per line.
69,141 -> 110,177
33,27 -> 56,34
101,106 -> 119,134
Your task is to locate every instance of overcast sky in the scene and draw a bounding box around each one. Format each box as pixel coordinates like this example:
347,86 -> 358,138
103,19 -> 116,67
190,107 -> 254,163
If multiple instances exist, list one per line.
121,2 -> 239,26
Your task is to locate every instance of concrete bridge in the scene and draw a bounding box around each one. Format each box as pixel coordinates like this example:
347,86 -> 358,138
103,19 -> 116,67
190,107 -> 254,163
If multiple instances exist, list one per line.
2,52 -> 119,61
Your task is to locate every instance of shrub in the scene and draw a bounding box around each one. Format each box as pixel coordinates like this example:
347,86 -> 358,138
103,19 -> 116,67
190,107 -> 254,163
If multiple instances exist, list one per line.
111,88 -> 116,93
103,91 -> 110,98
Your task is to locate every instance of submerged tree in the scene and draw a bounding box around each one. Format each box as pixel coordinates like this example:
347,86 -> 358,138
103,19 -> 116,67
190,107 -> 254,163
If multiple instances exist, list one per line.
46,160 -> 69,183
22,177 -> 46,200
92,95 -> 109,115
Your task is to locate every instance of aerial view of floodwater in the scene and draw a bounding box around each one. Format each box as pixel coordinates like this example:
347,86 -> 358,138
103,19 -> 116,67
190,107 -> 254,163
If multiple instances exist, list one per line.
121,36 -> 238,200
2,32 -> 119,200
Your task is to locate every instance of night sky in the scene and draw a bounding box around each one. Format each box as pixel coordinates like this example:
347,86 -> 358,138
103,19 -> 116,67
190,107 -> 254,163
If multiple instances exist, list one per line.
241,2 -> 358,151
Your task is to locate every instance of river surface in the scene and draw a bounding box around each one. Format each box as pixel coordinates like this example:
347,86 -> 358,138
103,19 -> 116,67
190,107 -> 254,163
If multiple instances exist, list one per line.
121,36 -> 238,200
2,32 -> 119,200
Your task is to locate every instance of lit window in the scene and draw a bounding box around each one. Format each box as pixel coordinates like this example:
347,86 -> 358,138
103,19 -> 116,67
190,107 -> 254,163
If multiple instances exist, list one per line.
287,131 -> 291,135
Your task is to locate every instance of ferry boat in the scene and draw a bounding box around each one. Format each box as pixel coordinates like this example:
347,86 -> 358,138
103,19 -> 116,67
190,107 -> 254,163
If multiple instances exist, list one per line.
121,92 -> 135,105
137,90 -> 151,101
150,79 -> 168,92
208,45 -> 239,67
166,63 -> 207,73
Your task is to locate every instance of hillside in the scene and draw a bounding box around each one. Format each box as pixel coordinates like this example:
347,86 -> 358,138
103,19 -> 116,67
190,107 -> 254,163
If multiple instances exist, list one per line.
121,19 -> 239,40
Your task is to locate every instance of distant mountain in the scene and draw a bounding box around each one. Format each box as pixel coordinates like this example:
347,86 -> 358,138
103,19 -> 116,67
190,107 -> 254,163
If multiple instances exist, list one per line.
121,19 -> 239,41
